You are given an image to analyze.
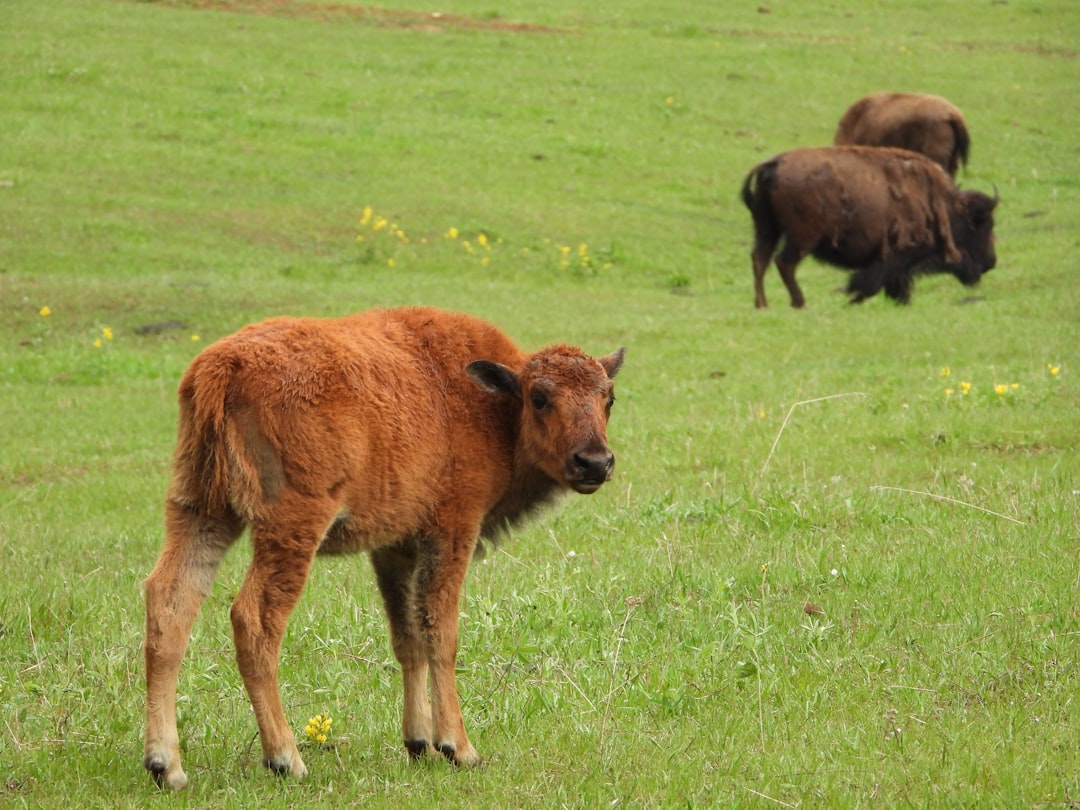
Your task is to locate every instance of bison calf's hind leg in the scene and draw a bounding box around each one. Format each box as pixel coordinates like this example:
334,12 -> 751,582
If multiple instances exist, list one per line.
144,504 -> 243,790
371,544 -> 435,759
230,499 -> 336,779
417,532 -> 482,768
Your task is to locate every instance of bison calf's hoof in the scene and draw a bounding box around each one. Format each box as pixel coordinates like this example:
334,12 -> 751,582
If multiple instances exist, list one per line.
405,739 -> 429,759
144,757 -> 188,791
436,742 -> 482,769
263,752 -> 308,779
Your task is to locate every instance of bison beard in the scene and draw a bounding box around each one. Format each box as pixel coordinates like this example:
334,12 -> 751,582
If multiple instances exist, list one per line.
142,306 -> 624,790
741,146 -> 998,308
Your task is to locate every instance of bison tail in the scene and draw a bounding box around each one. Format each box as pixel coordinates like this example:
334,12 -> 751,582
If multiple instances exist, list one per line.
168,354 -> 241,517
741,158 -> 781,234
741,159 -> 776,212
950,115 -> 970,174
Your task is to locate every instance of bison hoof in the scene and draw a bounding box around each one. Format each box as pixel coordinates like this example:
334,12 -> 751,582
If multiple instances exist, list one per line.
436,742 -> 482,768
263,752 -> 308,779
404,739 -> 429,759
144,756 -> 188,791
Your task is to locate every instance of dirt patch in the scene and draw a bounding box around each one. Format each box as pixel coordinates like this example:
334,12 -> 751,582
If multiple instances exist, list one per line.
137,0 -> 565,34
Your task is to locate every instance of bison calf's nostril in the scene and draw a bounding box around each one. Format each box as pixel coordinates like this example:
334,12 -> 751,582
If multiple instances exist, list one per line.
574,451 -> 614,478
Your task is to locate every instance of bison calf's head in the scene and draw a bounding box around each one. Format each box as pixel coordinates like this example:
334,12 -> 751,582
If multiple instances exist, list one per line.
467,346 -> 625,494
948,188 -> 999,286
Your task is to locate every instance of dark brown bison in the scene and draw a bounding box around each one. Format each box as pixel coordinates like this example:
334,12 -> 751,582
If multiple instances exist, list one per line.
835,92 -> 970,178
143,306 -> 624,790
742,146 -> 998,308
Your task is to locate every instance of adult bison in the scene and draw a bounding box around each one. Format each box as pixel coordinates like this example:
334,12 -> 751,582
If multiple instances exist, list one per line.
741,146 -> 997,308
835,92 -> 970,178
142,306 -> 624,790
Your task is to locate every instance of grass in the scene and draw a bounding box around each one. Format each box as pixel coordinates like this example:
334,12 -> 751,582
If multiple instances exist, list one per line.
1,0 -> 1078,807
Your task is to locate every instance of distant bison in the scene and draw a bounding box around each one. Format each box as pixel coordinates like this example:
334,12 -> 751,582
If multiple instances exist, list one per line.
742,146 -> 998,308
835,92 -> 970,178
143,306 -> 624,790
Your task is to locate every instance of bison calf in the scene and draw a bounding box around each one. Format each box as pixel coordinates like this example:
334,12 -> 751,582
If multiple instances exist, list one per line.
741,146 -> 997,308
835,92 -> 970,178
143,306 -> 624,789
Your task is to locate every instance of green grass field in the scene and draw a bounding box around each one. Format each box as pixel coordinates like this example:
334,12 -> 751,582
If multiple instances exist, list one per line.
1,0 -> 1078,806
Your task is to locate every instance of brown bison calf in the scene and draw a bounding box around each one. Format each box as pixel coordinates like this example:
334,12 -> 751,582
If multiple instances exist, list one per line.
835,92 -> 970,178
742,146 -> 997,308
143,306 -> 624,789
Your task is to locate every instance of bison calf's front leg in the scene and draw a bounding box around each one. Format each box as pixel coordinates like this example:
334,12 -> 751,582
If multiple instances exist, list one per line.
418,537 -> 482,768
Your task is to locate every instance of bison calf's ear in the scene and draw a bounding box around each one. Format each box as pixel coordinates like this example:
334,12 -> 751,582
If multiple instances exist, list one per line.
466,360 -> 521,398
600,348 -> 626,379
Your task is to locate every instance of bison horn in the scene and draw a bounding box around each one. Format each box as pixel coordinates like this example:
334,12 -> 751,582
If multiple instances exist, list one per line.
991,183 -> 1000,204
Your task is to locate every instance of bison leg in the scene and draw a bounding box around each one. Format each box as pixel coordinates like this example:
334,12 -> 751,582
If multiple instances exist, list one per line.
883,269 -> 915,304
371,542 -> 434,759
774,241 -> 807,309
751,224 -> 781,309
848,259 -> 913,305
846,262 -> 887,304
230,495 -> 337,779
415,531 -> 482,767
144,501 -> 243,790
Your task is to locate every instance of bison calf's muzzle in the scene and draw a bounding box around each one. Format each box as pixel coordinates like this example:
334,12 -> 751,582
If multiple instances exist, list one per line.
142,306 -> 624,788
567,446 -> 616,494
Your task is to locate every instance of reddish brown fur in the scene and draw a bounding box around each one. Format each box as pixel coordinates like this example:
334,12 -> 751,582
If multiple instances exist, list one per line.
143,306 -> 624,789
835,92 -> 970,178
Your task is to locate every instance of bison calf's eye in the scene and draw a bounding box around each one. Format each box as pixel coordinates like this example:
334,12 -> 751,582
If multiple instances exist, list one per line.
530,391 -> 549,411
607,393 -> 616,409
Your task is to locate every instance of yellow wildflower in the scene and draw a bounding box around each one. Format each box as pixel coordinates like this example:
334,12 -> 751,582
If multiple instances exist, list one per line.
478,233 -> 490,250
1048,364 -> 1060,377
994,384 -> 1007,396
191,334 -> 200,342
939,367 -> 950,378
93,338 -> 102,349
387,258 -> 396,267
305,714 -> 333,744
39,305 -> 51,317
944,388 -> 955,397
373,217 -> 387,231
445,227 -> 458,239
103,327 -> 113,341
960,382 -> 972,395
359,206 -> 373,226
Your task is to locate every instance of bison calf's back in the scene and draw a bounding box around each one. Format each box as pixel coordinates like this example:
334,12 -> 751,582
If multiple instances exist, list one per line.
741,145 -> 998,308
143,306 -> 625,789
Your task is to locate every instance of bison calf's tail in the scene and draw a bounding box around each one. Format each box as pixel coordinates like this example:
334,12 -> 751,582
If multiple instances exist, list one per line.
169,353 -> 246,518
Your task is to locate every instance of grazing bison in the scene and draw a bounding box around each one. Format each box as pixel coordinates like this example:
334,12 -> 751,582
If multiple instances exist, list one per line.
742,146 -> 997,308
835,92 -> 970,178
143,306 -> 624,790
